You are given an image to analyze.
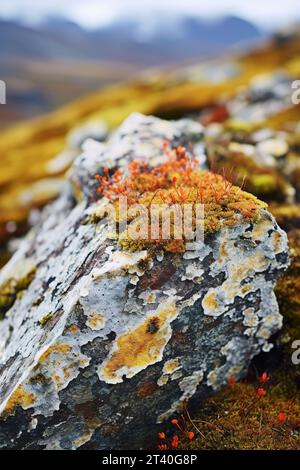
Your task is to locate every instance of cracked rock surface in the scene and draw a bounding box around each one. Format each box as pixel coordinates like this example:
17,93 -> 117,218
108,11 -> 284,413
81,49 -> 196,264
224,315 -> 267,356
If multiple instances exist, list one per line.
0,113 -> 289,449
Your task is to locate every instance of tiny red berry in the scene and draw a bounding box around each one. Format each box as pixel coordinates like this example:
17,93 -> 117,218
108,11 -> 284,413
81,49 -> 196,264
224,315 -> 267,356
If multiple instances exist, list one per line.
277,412 -> 287,424
257,387 -> 266,398
260,372 -> 268,384
187,431 -> 195,441
229,376 -> 235,388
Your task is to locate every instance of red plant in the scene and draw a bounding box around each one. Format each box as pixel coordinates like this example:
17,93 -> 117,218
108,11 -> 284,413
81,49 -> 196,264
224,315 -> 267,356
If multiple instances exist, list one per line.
260,372 -> 268,384
277,412 -> 287,424
171,435 -> 179,448
158,444 -> 167,451
257,387 -> 266,398
171,418 -> 184,433
229,376 -> 235,389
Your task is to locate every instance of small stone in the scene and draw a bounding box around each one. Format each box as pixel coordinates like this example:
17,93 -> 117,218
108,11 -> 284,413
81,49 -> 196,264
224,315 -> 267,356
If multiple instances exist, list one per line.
257,138 -> 289,158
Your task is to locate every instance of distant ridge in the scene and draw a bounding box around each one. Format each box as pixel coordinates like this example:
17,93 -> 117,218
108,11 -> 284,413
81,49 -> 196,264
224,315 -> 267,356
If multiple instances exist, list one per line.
0,14 -> 262,125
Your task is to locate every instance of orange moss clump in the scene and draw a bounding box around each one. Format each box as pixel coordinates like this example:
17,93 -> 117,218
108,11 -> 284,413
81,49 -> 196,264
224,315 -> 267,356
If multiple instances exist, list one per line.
96,143 -> 266,252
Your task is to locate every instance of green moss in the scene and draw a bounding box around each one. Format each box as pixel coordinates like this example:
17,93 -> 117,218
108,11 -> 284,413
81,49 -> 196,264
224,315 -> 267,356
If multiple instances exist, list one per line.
269,203 -> 300,231
0,267 -> 36,320
251,174 -> 278,194
38,312 -> 53,327
207,145 -> 290,202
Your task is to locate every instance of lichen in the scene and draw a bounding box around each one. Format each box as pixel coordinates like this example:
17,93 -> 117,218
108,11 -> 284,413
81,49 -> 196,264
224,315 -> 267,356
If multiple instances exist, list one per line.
98,301 -> 179,384
38,312 -> 53,327
2,385 -> 36,418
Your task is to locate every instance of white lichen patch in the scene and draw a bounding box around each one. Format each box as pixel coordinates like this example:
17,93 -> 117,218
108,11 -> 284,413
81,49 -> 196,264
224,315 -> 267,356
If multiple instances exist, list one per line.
93,250 -> 149,279
181,263 -> 204,282
207,338 -> 250,390
0,256 -> 36,288
138,290 -> 157,305
201,212 -> 288,323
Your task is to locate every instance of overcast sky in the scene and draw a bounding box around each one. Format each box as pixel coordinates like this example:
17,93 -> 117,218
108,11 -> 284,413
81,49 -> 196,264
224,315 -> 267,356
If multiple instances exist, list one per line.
0,0 -> 299,29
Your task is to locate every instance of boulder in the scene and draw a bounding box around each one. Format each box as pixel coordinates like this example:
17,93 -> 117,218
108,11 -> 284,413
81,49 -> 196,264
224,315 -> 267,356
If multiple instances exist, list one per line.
0,114 -> 289,450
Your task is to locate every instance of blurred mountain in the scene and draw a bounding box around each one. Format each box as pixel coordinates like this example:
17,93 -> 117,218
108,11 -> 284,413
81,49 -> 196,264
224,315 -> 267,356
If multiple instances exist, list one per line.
0,14 -> 262,128
0,15 -> 262,63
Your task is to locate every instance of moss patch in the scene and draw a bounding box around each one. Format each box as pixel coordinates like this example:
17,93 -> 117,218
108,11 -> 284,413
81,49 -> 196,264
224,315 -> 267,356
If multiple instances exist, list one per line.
185,381 -> 300,450
96,144 -> 266,253
207,143 -> 290,202
0,266 -> 36,320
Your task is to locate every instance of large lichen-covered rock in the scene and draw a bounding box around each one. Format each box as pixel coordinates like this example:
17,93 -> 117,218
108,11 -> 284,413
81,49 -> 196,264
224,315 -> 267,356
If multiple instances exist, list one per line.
0,114 -> 289,450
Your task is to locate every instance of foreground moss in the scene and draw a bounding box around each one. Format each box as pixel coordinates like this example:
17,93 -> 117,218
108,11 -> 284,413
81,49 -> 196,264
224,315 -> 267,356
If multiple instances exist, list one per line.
185,382 -> 300,450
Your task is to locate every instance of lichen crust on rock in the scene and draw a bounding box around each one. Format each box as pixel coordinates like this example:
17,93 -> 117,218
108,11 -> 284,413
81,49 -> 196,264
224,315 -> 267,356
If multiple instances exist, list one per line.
0,114 -> 289,450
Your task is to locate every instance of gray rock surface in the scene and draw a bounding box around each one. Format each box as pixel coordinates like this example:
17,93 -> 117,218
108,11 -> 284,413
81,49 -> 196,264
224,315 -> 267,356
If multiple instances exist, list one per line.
0,113 -> 289,449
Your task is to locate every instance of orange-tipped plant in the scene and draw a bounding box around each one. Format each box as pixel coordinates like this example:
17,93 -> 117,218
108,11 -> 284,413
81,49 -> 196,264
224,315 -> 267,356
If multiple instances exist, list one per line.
95,141 -> 266,253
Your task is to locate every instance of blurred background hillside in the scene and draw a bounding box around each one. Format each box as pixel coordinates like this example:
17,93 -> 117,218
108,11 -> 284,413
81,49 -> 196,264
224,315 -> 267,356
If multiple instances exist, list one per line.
1,0 -> 299,128
0,0 -> 300,267
0,12 -> 264,128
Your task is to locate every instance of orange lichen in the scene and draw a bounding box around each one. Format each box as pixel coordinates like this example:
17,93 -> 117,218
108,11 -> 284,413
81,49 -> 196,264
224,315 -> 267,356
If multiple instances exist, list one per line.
202,292 -> 219,311
67,324 -> 80,335
163,358 -> 181,374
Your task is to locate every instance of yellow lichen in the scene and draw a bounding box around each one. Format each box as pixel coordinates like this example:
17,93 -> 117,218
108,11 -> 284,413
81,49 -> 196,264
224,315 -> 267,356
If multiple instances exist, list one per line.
98,303 -> 178,383
38,343 -> 72,364
2,385 -> 36,417
202,292 -> 219,311
162,357 -> 181,374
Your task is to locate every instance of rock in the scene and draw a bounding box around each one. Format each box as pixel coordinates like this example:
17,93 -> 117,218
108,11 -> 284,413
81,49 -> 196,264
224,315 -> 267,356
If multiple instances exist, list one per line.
69,112 -> 205,202
0,113 -> 289,450
67,120 -> 108,150
257,138 -> 289,159
69,113 -> 206,201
